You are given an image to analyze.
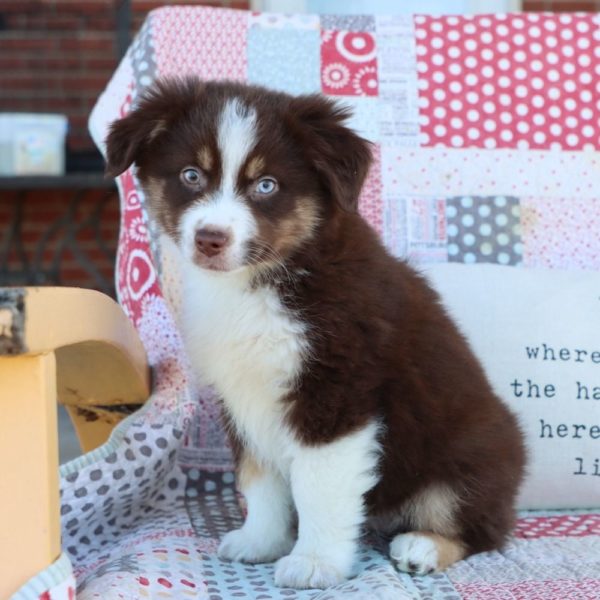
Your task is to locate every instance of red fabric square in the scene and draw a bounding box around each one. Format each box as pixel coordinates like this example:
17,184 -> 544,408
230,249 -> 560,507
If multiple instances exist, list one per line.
415,13 -> 600,150
321,30 -> 378,97
117,167 -> 162,326
515,513 -> 600,539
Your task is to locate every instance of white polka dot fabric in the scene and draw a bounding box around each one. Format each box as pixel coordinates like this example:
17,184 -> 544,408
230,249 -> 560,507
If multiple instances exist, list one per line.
415,13 -> 600,151
446,195 -> 522,265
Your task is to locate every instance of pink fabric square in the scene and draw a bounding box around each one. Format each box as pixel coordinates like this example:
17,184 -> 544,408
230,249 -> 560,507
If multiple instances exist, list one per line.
358,144 -> 383,235
152,6 -> 248,81
456,579 -> 600,600
521,196 -> 600,270
321,30 -> 378,96
415,13 -> 600,150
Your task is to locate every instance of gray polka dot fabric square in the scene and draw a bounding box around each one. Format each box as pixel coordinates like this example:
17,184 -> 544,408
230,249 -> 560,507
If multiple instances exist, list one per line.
320,14 -> 375,32
446,196 -> 522,266
131,17 -> 157,93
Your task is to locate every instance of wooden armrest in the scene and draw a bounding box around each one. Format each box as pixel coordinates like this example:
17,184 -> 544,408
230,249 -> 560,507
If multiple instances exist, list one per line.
1,286 -> 149,404
0,287 -> 150,598
1,286 -> 150,450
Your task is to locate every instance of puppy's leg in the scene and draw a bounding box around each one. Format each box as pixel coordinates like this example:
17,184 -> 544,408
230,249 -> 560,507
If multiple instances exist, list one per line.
274,422 -> 380,589
390,532 -> 466,575
218,452 -> 294,563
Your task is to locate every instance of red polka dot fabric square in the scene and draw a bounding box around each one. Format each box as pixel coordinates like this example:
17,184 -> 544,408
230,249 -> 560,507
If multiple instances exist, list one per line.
415,13 -> 600,150
321,30 -> 378,96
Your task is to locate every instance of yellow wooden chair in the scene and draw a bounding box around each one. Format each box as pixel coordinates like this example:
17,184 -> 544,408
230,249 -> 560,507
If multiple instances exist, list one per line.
0,286 -> 149,598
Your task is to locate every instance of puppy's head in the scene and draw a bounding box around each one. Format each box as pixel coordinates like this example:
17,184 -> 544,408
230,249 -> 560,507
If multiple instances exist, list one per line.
106,78 -> 371,273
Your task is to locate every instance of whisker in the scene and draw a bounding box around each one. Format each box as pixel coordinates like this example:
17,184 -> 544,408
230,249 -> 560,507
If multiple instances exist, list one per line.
249,241 -> 298,288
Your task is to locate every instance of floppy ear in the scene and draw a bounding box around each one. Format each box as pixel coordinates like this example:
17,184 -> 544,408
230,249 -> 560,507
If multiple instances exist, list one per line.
289,95 -> 372,212
104,110 -> 155,178
105,78 -> 200,178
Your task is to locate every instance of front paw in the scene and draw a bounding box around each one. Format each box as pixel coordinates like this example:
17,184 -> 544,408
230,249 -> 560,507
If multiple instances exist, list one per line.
274,554 -> 346,589
218,528 -> 294,564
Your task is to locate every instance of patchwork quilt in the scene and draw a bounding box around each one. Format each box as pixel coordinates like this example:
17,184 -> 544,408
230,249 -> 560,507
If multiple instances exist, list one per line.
14,6 -> 600,600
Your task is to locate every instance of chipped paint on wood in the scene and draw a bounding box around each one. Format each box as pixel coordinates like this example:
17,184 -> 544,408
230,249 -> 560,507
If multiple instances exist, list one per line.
0,288 -> 26,355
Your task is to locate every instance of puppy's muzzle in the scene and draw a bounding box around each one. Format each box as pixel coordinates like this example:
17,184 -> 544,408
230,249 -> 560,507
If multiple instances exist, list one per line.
195,227 -> 232,258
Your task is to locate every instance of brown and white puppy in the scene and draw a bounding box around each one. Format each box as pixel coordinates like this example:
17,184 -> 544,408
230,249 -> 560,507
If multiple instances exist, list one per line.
106,78 -> 526,590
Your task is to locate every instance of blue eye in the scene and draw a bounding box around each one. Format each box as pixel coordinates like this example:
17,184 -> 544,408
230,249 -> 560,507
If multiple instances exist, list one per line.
255,177 -> 278,195
181,167 -> 204,187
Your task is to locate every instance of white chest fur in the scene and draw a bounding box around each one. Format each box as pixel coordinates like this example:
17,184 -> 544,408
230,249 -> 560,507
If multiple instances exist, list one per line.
181,266 -> 308,465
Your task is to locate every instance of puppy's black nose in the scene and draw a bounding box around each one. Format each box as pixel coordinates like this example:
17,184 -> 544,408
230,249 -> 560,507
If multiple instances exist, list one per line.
195,227 -> 231,257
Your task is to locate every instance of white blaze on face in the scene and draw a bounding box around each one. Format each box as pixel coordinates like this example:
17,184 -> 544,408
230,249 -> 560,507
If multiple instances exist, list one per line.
218,98 -> 258,197
179,98 -> 259,269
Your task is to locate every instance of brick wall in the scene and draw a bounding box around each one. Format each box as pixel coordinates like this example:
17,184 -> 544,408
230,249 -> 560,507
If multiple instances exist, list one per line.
1,188 -> 120,295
